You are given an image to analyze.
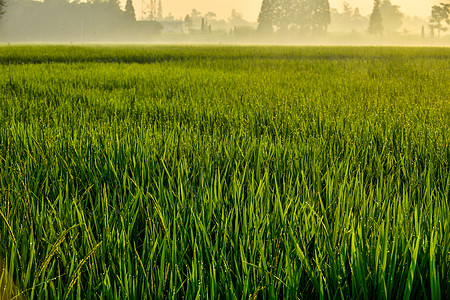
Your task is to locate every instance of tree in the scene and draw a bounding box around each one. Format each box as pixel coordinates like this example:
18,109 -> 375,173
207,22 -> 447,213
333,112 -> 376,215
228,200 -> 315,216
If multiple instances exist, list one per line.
186,9 -> 202,30
229,9 -> 247,27
184,14 -> 193,32
229,9 -> 243,22
341,2 -> 352,18
204,12 -> 216,21
157,0 -> 162,20
0,0 -> 4,41
125,0 -> 136,20
380,0 -> 403,32
288,0 -> 312,34
330,3 -> 369,33
0,0 -> 5,20
368,0 -> 383,35
311,0 -> 331,35
201,17 -> 206,33
429,3 -> 450,37
258,0 -> 331,36
190,9 -> 202,19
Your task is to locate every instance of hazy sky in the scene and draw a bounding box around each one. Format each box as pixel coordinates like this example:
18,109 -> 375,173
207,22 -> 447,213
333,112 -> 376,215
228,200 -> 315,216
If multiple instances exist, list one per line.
132,0 -> 442,22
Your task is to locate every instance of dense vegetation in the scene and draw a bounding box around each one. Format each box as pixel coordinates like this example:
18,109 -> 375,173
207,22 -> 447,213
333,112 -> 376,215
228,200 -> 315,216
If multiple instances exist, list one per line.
258,0 -> 331,35
0,46 -> 449,299
0,0 -> 161,43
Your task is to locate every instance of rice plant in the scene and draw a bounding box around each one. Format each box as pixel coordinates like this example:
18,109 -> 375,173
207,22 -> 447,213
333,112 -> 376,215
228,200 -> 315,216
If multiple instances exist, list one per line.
0,45 -> 449,299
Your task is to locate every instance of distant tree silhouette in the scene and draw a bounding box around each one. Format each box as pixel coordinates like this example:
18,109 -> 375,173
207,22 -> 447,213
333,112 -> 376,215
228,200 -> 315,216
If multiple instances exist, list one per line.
204,12 -> 216,21
0,0 -> 6,20
429,3 -> 449,37
0,0 -> 5,41
287,0 -> 313,34
157,0 -> 163,19
201,17 -> 206,33
0,0 -> 161,42
330,3 -> 369,33
190,9 -> 202,19
229,9 -> 248,27
380,0 -> 403,33
258,0 -> 276,33
311,0 -> 331,35
368,0 -> 383,35
125,0 -> 136,21
184,14 -> 193,32
257,0 -> 331,36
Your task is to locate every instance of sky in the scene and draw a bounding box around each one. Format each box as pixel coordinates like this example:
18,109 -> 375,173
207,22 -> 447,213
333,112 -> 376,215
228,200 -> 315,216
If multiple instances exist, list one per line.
132,0 -> 443,22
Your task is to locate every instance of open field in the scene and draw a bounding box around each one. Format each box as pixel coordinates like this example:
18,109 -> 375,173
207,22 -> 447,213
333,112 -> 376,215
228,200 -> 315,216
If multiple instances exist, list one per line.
0,45 -> 449,299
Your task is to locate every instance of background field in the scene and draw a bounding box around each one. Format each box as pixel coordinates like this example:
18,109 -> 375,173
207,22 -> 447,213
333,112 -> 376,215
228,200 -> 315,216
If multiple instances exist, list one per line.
0,46 -> 449,299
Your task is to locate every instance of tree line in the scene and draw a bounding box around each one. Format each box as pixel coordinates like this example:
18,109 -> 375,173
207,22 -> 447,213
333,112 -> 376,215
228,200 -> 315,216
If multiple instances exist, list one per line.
256,0 -> 406,37
1,0 -> 449,41
429,2 -> 450,37
0,0 -> 161,42
258,0 -> 450,38
368,0 -> 450,36
258,0 -> 331,36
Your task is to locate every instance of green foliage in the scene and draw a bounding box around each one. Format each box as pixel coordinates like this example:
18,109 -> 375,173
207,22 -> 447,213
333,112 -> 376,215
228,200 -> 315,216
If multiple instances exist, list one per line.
0,45 -> 449,299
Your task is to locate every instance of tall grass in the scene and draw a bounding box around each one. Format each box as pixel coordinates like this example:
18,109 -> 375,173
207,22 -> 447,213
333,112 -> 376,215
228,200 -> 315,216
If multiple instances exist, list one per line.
0,45 -> 449,299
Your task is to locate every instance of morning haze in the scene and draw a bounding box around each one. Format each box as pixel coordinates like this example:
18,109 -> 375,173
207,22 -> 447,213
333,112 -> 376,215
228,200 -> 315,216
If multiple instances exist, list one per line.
0,0 -> 449,45
158,0 -> 440,21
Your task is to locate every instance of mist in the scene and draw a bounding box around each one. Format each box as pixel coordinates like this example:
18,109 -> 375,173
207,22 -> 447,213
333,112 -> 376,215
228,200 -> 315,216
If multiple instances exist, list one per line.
0,0 -> 449,45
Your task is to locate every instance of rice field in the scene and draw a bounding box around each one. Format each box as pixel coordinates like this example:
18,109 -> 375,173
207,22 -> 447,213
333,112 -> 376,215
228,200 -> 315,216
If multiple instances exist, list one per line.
0,45 -> 449,299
